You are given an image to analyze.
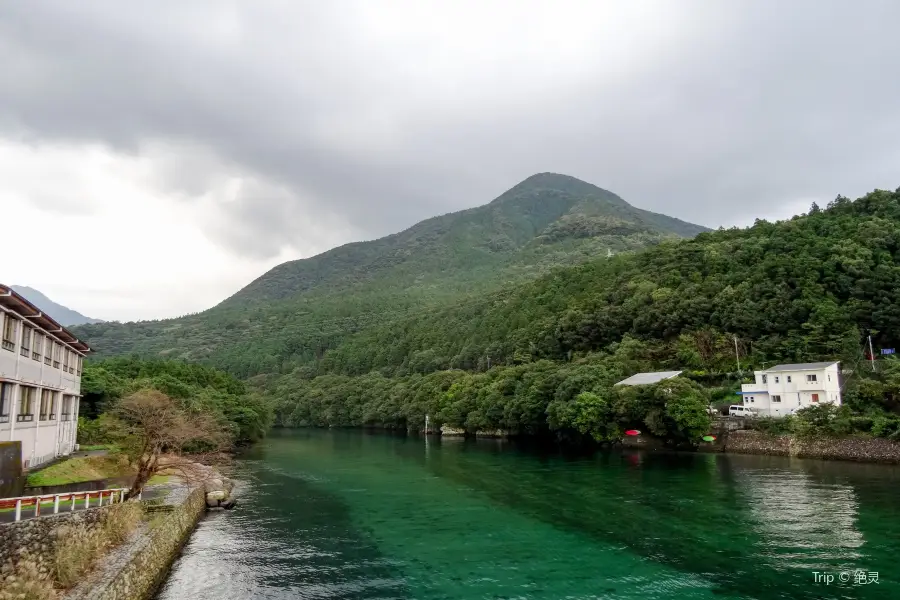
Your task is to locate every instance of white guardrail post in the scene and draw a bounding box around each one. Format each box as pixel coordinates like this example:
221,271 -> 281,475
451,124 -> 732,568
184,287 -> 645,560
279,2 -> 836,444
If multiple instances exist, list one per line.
4,488 -> 129,522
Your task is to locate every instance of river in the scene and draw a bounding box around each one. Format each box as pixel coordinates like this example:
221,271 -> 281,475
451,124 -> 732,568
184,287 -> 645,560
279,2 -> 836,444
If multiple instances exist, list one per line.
156,429 -> 900,599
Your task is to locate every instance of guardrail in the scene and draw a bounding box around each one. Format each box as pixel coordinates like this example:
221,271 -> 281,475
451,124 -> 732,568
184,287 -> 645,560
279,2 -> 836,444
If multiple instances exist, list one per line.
0,488 -> 133,522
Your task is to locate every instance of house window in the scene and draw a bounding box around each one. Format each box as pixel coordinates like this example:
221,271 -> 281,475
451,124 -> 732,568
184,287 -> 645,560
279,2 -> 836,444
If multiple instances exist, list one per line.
17,386 -> 35,421
828,374 -> 831,382
20,325 -> 31,357
76,355 -> 82,376
811,393 -> 819,403
2,314 -> 18,351
806,374 -> 817,382
40,389 -> 51,421
749,396 -> 754,402
32,330 -> 42,361
787,376 -> 792,383
762,374 -> 768,384
44,337 -> 53,365
772,395 -> 782,403
49,391 -> 57,420
61,395 -> 71,421
774,376 -> 780,383
53,342 -> 61,369
63,349 -> 70,373
0,383 -> 13,423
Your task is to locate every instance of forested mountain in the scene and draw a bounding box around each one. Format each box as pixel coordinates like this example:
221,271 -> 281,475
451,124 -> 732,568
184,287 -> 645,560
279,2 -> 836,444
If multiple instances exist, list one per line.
73,173 -> 706,374
12,285 -> 103,326
265,188 -> 900,442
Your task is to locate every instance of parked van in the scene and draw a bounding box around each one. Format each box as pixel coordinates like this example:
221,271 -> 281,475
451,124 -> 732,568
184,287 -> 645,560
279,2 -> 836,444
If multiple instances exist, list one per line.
728,405 -> 756,418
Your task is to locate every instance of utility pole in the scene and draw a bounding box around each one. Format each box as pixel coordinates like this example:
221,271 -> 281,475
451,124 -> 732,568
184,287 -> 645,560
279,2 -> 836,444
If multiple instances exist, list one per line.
868,335 -> 876,372
734,336 -> 742,376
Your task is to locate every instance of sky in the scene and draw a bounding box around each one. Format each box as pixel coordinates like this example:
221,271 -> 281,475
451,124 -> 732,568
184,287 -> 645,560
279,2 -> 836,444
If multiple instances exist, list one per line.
1,1 -> 899,322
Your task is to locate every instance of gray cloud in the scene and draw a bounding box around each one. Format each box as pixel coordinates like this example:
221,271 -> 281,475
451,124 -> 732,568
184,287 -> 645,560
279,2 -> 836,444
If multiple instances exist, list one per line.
1,0 -> 899,260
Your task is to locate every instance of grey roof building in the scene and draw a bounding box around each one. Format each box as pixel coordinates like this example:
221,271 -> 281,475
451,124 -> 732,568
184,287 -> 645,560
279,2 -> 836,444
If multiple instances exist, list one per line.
615,370 -> 683,386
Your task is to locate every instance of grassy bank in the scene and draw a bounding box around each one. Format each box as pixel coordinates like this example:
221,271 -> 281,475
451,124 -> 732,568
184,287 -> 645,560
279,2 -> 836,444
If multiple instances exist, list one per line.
26,455 -> 134,488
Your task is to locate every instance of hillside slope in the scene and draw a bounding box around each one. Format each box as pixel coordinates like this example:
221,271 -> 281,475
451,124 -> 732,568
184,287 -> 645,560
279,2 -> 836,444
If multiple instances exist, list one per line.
11,286 -> 103,326
73,173 -> 707,374
308,188 -> 900,377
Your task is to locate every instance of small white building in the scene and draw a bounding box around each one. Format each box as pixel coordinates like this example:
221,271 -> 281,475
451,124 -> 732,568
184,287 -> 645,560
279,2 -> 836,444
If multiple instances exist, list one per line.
0,284 -> 91,469
739,362 -> 842,417
615,371 -> 683,386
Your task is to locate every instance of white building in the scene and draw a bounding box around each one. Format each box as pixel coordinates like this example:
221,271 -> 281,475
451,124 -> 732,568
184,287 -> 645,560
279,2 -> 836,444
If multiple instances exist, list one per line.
0,284 -> 91,469
615,370 -> 683,386
739,362 -> 842,417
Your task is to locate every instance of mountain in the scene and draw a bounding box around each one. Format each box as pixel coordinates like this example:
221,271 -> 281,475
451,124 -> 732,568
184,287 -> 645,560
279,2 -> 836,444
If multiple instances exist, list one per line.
73,173 -> 708,375
221,173 -> 708,307
11,286 -> 103,327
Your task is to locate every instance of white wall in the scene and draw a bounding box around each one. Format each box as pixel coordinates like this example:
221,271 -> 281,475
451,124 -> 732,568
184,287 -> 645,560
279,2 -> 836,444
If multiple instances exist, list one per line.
742,364 -> 842,418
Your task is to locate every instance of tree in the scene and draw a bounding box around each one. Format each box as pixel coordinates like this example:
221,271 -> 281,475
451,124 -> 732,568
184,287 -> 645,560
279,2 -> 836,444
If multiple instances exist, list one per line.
107,389 -> 231,498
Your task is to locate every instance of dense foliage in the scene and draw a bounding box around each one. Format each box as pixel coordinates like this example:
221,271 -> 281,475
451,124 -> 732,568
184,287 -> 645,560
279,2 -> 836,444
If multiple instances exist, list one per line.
80,357 -> 272,444
270,350 -> 712,444
72,174 -> 705,376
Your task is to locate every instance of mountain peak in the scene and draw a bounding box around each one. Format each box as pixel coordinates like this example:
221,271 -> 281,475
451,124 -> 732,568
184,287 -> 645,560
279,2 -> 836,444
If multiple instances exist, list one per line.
11,286 -> 103,327
492,173 -> 630,208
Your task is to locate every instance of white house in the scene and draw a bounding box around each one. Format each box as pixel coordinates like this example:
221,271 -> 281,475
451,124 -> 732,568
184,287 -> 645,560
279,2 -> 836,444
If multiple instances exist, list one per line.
739,362 -> 842,417
0,284 -> 91,469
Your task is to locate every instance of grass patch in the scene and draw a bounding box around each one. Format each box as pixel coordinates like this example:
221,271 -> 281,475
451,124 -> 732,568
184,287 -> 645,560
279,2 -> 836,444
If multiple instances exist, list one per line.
26,455 -> 133,487
147,474 -> 174,485
77,444 -> 116,452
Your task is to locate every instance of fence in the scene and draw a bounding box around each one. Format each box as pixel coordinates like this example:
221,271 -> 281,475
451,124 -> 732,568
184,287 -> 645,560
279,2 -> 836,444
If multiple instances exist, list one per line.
0,487 -> 131,522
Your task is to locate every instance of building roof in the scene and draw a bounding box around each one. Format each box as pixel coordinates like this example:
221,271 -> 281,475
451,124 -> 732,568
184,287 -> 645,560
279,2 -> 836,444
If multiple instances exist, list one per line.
0,283 -> 91,354
615,370 -> 683,386
764,361 -> 839,372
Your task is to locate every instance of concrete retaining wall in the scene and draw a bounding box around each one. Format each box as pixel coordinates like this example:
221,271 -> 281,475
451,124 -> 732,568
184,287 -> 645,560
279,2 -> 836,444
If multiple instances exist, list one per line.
723,430 -> 900,463
64,487 -> 206,600
0,501 -> 111,583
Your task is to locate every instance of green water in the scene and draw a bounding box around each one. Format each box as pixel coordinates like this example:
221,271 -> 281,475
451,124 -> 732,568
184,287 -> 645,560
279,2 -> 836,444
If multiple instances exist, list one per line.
157,430 -> 900,599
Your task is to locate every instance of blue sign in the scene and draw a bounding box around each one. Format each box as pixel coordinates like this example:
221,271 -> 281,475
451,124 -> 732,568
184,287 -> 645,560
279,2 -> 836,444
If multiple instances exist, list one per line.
882,348 -> 895,355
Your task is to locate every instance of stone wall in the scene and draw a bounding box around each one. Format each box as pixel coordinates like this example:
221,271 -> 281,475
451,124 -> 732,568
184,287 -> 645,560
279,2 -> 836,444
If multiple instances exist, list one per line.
723,430 -> 900,463
64,487 -> 206,600
0,502 -> 111,583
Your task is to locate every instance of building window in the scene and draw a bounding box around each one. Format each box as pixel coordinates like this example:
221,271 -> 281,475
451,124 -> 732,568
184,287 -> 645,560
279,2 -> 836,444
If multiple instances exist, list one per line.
63,349 -> 70,373
787,376 -> 792,383
806,374 -> 817,382
774,376 -> 780,383
17,386 -> 35,421
811,393 -> 819,403
20,325 -> 31,357
49,391 -> 57,420
761,374 -> 768,384
749,396 -> 754,402
61,395 -> 71,421
828,374 -> 831,382
32,330 -> 42,361
40,389 -> 50,420
76,355 -> 83,376
44,337 -> 53,365
53,342 -> 61,369
2,314 -> 18,351
0,383 -> 12,423
772,395 -> 782,403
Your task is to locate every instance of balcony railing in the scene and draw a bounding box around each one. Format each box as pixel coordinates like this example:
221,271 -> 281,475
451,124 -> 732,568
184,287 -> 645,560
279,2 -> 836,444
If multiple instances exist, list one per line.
0,414 -> 9,423
61,413 -> 71,421
1,340 -> 14,351
32,351 -> 41,361
52,361 -> 60,368
16,414 -> 34,422
44,356 -> 51,365
20,346 -> 29,357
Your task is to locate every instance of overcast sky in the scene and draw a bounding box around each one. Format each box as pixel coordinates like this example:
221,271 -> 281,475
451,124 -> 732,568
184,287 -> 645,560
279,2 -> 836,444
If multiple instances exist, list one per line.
2,1 -> 899,322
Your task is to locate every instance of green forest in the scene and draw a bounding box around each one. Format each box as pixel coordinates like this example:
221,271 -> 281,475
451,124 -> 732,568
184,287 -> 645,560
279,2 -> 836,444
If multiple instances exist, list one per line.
79,357 -> 272,445
265,188 -> 900,442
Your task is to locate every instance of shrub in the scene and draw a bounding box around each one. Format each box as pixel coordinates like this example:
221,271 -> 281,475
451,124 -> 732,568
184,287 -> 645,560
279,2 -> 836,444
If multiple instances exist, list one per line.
753,415 -> 795,435
54,501 -> 143,588
0,559 -> 56,600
